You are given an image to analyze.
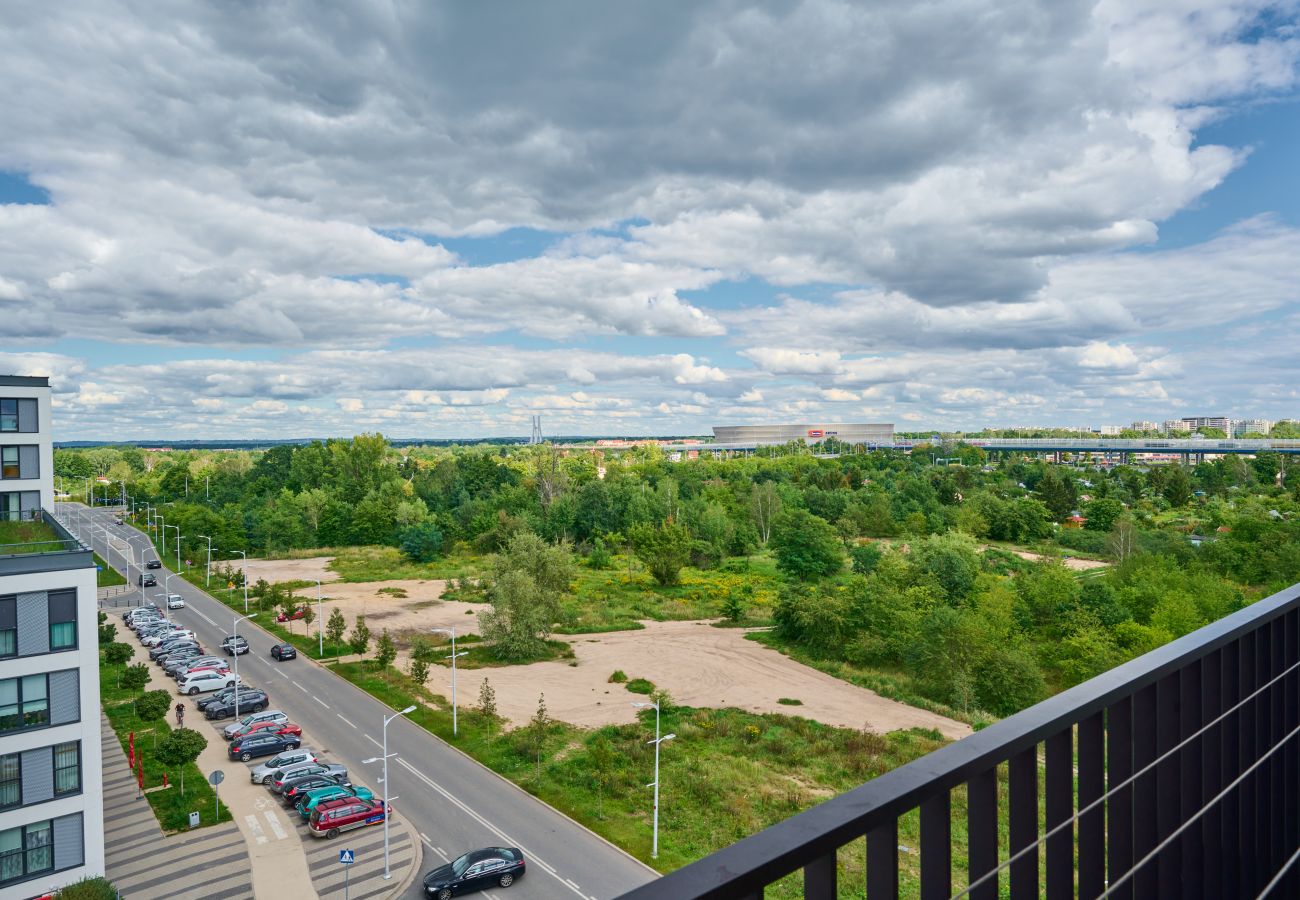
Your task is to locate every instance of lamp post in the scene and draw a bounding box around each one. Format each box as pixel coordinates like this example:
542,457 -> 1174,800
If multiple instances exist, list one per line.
231,614 -> 256,717
198,535 -> 215,586
163,571 -> 184,609
229,551 -> 249,613
315,580 -> 323,658
362,705 -> 415,880
163,524 -> 181,571
155,515 -> 165,561
632,699 -> 675,859
430,627 -> 468,736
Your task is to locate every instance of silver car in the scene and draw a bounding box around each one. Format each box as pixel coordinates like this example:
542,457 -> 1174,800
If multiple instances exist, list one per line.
223,709 -> 289,740
250,748 -> 318,784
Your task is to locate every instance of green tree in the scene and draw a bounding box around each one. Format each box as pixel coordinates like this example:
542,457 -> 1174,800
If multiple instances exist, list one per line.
375,629 -> 397,673
1036,468 -> 1077,521
478,677 -> 499,733
399,521 -> 444,562
134,689 -> 172,724
103,642 -> 133,665
770,508 -> 843,580
478,532 -> 574,661
849,543 -> 883,575
1162,465 -> 1193,507
1084,498 -> 1124,532
913,532 -> 981,603
155,727 -> 207,796
98,615 -> 117,645
628,521 -> 693,586
409,657 -> 430,688
527,693 -> 550,777
326,607 -> 347,658
349,615 -> 371,660
121,663 -> 150,692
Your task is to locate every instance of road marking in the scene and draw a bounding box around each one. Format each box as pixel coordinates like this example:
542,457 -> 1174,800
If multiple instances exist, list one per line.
313,697 -> 329,709
565,879 -> 582,891
263,809 -> 289,841
244,814 -> 268,845
393,756 -> 585,898
365,734 -> 383,749
188,606 -> 219,628
292,681 -> 307,693
337,714 -> 355,728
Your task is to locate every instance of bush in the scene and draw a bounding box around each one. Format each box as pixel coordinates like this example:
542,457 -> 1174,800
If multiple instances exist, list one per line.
587,537 -> 613,570
121,663 -> 150,692
849,543 -> 883,575
629,521 -> 693,586
770,509 -> 843,580
608,670 -> 628,683
399,521 -> 445,562
102,642 -> 133,665
135,689 -> 172,723
56,876 -> 118,899
625,678 -> 655,695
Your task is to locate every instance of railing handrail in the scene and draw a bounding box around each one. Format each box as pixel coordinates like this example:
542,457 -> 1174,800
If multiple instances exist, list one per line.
0,508 -> 89,557
617,580 -> 1300,898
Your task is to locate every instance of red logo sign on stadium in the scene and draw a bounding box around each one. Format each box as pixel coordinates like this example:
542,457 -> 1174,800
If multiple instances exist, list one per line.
807,429 -> 823,438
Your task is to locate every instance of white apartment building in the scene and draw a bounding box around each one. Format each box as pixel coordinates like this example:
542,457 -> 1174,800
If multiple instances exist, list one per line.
1181,416 -> 1232,434
0,376 -> 103,897
1097,425 -> 1123,436
1233,418 -> 1273,437
1130,421 -> 1158,432
1163,419 -> 1192,433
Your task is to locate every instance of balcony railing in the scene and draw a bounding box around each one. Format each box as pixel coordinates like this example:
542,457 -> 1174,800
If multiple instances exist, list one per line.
0,509 -> 91,574
617,580 -> 1300,899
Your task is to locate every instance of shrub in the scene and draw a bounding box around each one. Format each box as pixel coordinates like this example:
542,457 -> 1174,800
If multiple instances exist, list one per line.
56,876 -> 119,899
349,615 -> 371,659
134,689 -> 172,723
849,543 -> 883,575
102,642 -> 133,665
399,521 -> 445,562
777,697 -> 803,706
608,670 -> 627,683
770,508 -> 843,580
155,727 -> 208,795
629,521 -> 693,586
587,537 -> 613,570
121,663 -> 150,692
625,678 -> 654,695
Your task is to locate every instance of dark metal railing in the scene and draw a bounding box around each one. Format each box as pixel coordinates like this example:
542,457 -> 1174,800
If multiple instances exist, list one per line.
0,507 -> 88,556
616,581 -> 1300,899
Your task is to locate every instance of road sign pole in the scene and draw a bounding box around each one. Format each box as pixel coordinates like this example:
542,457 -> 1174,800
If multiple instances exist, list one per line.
345,865 -> 349,900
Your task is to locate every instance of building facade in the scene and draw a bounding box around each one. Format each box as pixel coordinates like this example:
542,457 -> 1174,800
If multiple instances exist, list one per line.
712,423 -> 895,446
1162,419 -> 1192,433
1181,416 -> 1232,434
1130,421 -> 1158,432
0,376 -> 103,898
1233,418 -> 1273,437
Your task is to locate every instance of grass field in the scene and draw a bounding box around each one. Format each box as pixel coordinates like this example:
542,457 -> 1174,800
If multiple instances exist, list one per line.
99,652 -> 232,831
94,552 -> 127,587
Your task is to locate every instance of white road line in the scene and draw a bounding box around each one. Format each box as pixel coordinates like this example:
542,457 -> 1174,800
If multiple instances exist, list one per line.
292,681 -> 307,693
263,809 -> 289,840
565,879 -> 582,891
393,756 -> 583,898
188,606 -> 219,628
313,697 -> 329,709
244,813 -> 268,845
365,734 -> 383,749
337,714 -> 355,728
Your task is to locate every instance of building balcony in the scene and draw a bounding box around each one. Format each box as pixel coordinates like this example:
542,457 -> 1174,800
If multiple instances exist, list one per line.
0,510 -> 92,576
616,580 -> 1300,899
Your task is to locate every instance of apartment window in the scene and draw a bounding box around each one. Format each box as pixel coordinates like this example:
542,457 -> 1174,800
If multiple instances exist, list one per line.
0,446 -> 36,480
53,743 -> 79,795
0,399 -> 37,434
0,597 -> 13,658
48,590 -> 77,651
0,820 -> 53,885
0,675 -> 49,733
0,491 -> 39,522
0,448 -> 15,479
0,755 -> 18,809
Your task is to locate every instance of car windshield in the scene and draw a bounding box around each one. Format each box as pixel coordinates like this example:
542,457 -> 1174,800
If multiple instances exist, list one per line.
452,854 -> 472,877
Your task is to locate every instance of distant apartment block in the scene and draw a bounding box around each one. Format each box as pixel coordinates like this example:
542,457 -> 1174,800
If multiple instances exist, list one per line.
712,423 -> 895,445
1181,416 -> 1232,433
0,376 -> 103,898
1234,418 -> 1273,436
1130,420 -> 1158,432
1163,419 -> 1192,433
1097,425 -> 1122,436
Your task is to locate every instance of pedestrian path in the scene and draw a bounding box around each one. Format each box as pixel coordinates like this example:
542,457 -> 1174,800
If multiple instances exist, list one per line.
304,809 -> 421,899
100,715 -> 254,899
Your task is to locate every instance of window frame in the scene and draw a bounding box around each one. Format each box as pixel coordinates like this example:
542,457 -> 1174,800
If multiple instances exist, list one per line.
0,596 -> 14,659
0,754 -> 19,810
52,742 -> 80,796
0,447 -> 17,479
0,674 -> 51,734
0,819 -> 54,886
0,400 -> 15,434
48,589 -> 77,652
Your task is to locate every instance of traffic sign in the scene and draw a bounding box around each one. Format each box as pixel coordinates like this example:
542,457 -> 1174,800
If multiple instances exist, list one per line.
208,770 -> 224,786
339,849 -> 355,866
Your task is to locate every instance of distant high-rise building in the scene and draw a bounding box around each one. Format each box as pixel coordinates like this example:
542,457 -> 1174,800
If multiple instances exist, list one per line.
1182,416 -> 1232,434
1233,418 -> 1273,437
1163,419 -> 1192,433
1098,425 -> 1123,436
1131,420 -> 1158,432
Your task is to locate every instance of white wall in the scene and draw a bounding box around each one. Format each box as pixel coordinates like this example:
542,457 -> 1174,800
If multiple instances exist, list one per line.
1,382 -> 54,510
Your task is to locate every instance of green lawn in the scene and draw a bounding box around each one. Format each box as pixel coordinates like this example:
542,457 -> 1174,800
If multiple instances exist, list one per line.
0,518 -> 66,554
99,653 -> 232,831
94,552 -> 127,587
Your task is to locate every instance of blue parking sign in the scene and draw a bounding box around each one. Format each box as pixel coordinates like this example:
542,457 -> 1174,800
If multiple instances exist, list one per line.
339,848 -> 355,866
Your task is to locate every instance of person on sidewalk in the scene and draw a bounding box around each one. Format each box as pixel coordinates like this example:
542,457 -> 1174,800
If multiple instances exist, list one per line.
175,703 -> 185,726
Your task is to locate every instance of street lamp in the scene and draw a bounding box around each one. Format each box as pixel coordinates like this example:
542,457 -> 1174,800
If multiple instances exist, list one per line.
155,515 -> 165,560
231,614 -> 256,717
198,534 -> 215,586
362,705 -> 416,880
633,700 -> 675,859
163,524 -> 181,571
430,627 -> 468,736
229,551 -> 249,613
315,580 -> 323,658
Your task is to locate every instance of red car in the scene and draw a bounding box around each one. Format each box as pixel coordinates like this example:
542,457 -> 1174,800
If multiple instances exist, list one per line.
308,797 -> 389,839
226,719 -> 303,742
276,607 -> 307,622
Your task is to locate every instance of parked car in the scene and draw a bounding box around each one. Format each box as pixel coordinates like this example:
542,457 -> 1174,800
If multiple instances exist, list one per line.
138,573 -> 157,587
145,558 -> 162,569
178,671 -> 239,696
275,607 -> 307,622
144,629 -> 195,648
127,610 -> 163,629
200,685 -> 266,714
150,640 -> 200,661
203,689 -> 271,720
423,848 -> 526,898
221,635 -> 250,655
296,784 -> 374,818
229,730 -> 302,762
163,654 -> 220,676
225,718 -> 300,742
172,662 -> 230,682
250,749 -> 319,785
308,797 -> 389,839
281,773 -> 351,806
166,593 -> 185,609
268,762 -> 348,793
270,643 -> 297,661
136,623 -> 176,642
220,712 -> 287,738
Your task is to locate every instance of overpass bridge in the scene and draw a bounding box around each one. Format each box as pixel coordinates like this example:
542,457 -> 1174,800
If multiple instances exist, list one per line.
571,437 -> 1300,456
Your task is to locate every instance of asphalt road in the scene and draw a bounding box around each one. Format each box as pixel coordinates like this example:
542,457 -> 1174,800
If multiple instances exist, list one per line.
69,503 -> 658,900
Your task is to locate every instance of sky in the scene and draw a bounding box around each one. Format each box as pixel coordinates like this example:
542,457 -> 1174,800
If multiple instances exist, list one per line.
1,1 -> 1299,441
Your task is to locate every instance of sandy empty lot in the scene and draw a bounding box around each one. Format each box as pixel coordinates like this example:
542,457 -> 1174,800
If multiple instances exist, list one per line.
248,556 -> 970,739
239,556 -> 340,585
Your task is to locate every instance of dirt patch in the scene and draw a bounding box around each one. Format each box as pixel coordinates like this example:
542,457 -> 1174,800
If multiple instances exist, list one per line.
404,619 -> 970,739
240,556 -> 339,585
1001,548 -> 1110,571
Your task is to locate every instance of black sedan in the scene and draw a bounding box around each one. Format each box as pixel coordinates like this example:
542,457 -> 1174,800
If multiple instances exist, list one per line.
145,559 -> 162,569
270,643 -> 297,660
229,730 -> 301,762
424,848 -> 525,898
